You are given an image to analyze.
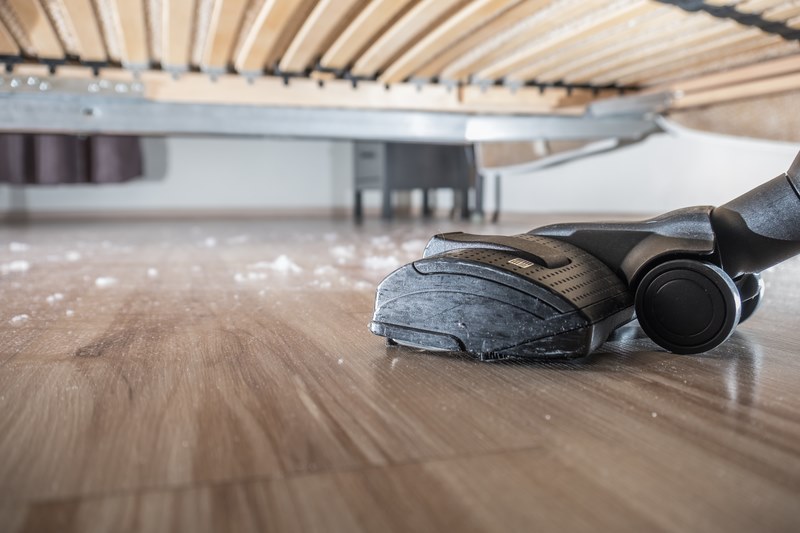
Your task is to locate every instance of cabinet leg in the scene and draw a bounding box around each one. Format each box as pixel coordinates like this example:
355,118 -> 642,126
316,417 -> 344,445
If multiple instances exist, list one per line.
422,189 -> 432,217
354,190 -> 363,223
492,173 -> 501,223
381,187 -> 392,220
460,187 -> 470,220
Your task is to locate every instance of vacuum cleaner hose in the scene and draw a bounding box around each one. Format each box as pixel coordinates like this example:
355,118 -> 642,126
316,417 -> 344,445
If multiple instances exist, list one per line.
711,151 -> 800,277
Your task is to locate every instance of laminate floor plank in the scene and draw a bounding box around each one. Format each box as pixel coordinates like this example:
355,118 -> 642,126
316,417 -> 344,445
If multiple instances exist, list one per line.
1,218 -> 799,532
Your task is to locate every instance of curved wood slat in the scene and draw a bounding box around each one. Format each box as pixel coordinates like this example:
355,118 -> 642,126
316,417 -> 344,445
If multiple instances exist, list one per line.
648,41 -> 800,86
620,36 -> 794,86
351,0 -> 466,78
91,0 -> 122,61
440,0 -> 601,83
674,69 -> 800,108
145,0 -> 162,63
737,0 -> 786,13
0,0 -> 796,113
763,2 -> 800,21
498,2 -> 658,81
234,0 -> 316,73
514,6 -> 683,83
596,29 -> 775,85
202,0 -> 250,70
2,0 -> 63,59
39,0 -> 80,57
0,16 -> 20,55
162,0 -> 196,69
564,17 -> 736,83
58,0 -> 107,61
651,50 -> 800,93
279,0 -> 367,73
496,0 -> 655,82
108,0 -> 150,66
529,9 -> 699,83
379,0 -> 520,84
320,0 -> 415,71
413,0 -> 551,80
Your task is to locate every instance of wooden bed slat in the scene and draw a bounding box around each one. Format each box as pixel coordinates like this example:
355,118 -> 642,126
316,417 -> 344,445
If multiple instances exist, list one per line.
654,52 -> 800,94
440,0 -> 601,83
145,0 -> 162,63
0,16 -> 19,56
596,30 -> 772,85
2,0 -> 63,59
351,0 -> 466,78
202,0 -> 250,70
0,0 -> 794,115
39,0 -> 80,57
279,0 -> 366,73
234,0 -> 316,73
736,0 -> 786,14
379,0 -> 520,84
763,2 -> 800,21
564,18 -> 736,83
476,0 -> 656,79
59,0 -> 107,61
414,0 -> 551,81
495,0 -> 655,82
514,6 -> 683,83
645,43 -> 799,86
674,69 -> 800,108
162,0 -> 196,70
622,36 -> 793,86
320,0 -> 416,71
108,0 -> 150,66
603,29 -> 785,84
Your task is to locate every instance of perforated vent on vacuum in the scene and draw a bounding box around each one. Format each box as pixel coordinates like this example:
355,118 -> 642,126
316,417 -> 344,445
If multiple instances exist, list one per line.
443,235 -> 626,308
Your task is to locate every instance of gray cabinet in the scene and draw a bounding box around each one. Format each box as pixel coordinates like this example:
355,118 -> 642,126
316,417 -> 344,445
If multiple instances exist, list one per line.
354,142 -> 479,220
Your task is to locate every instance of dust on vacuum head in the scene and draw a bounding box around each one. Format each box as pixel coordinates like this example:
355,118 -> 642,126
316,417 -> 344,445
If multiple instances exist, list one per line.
369,233 -> 634,360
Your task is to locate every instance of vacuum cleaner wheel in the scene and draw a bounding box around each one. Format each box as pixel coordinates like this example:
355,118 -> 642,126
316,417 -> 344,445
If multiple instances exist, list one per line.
635,259 -> 741,354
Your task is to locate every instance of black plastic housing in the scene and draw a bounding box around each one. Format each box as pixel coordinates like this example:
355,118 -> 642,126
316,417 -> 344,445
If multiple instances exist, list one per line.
369,150 -> 800,359
370,234 -> 633,360
711,173 -> 800,278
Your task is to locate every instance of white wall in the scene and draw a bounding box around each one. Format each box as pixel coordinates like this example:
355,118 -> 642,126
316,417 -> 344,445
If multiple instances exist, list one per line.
1,125 -> 797,216
0,136 -> 351,214
495,124 -> 798,214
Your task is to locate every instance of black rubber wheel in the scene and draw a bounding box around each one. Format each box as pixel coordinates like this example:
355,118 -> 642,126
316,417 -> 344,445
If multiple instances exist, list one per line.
735,273 -> 765,325
635,260 -> 741,354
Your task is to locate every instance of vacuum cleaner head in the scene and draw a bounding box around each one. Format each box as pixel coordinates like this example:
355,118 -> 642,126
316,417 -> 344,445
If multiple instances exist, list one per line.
370,150 -> 800,360
370,233 -> 634,360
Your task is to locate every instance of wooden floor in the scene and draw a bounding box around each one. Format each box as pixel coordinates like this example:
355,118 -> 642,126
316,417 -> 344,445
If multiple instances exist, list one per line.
1,216 -> 799,533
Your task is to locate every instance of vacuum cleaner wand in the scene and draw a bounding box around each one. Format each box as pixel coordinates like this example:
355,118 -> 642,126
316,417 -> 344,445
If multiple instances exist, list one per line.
711,157 -> 800,278
370,151 -> 800,359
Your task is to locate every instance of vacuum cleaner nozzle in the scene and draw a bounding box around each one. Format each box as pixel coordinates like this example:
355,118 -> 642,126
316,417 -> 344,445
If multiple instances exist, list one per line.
370,150 -> 800,359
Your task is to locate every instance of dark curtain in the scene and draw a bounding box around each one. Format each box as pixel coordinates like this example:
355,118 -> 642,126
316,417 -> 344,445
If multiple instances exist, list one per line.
0,134 -> 143,184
